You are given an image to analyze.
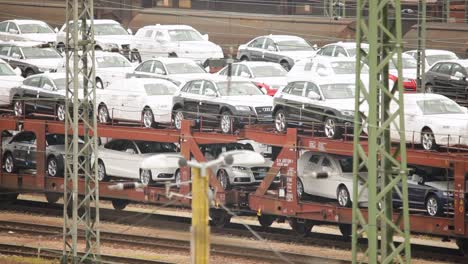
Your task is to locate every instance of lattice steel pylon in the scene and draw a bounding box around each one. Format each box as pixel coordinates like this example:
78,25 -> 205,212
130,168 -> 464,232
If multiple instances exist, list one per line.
62,0 -> 100,263
352,0 -> 411,263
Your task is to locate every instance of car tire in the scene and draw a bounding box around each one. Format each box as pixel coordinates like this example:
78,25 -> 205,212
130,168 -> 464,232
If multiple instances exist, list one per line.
421,128 -> 437,151
274,109 -> 287,133
47,156 -> 62,177
3,153 -> 17,173
25,69 -> 34,77
13,99 -> 24,118
258,214 -> 276,228
240,56 -> 249,61
98,104 -> 111,124
56,103 -> 66,122
217,169 -> 231,190
140,169 -> 152,185
142,107 -> 156,128
337,185 -> 351,207
97,160 -> 108,182
280,61 -> 291,71
220,110 -> 235,134
174,169 -> 181,188
96,78 -> 104,89
324,116 -> 342,139
425,194 -> 442,216
296,177 -> 304,200
173,108 -> 184,130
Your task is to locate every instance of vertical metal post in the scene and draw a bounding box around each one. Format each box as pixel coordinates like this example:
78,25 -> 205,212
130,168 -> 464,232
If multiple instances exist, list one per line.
416,0 -> 426,92
191,167 -> 210,264
326,0 -> 344,19
445,0 -> 451,22
63,0 -> 99,263
465,0 -> 468,23
352,0 -> 411,263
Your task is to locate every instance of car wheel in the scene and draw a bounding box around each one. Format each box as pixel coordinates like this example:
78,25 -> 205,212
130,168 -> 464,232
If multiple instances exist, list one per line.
421,128 -> 437,151
56,104 -> 66,122
13,99 -> 24,118
217,169 -> 231,190
425,84 -> 433,93
220,110 -> 235,134
4,153 -> 17,173
174,169 -> 181,188
25,69 -> 34,77
140,169 -> 152,185
280,61 -> 291,71
288,218 -> 314,237
96,78 -> 104,89
324,116 -> 342,139
47,156 -> 62,177
98,104 -> 110,124
425,194 -> 442,216
142,107 -> 156,128
296,178 -> 304,200
240,56 -> 249,61
337,185 -> 351,207
173,108 -> 184,130
274,109 -> 287,133
97,160 -> 108,182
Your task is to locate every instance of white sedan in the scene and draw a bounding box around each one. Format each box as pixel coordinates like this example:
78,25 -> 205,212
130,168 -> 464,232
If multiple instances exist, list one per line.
96,139 -> 180,185
0,59 -> 23,107
391,93 -> 468,151
404,49 -> 458,67
96,78 -> 178,128
288,56 -> 368,81
297,151 -> 367,207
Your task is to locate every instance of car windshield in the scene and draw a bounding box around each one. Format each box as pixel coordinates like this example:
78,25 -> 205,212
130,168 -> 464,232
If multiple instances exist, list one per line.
320,83 -> 355,99
96,55 -> 131,68
217,81 -> 264,96
22,47 -> 61,59
0,63 -> 16,76
19,23 -> 54,34
135,141 -> 177,154
94,23 -> 128,35
417,99 -> 464,115
53,78 -> 83,90
346,47 -> 369,57
426,54 -> 458,66
166,62 -> 205,74
337,156 -> 367,173
276,39 -> 313,51
144,83 -> 177,95
250,65 -> 286,77
390,57 -> 418,69
330,61 -> 369,74
168,29 -> 203,41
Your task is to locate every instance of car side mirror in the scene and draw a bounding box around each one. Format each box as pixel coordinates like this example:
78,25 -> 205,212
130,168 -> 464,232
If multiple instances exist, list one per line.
125,148 -> 135,154
127,28 -> 133,35
202,34 -> 209,41
13,67 -> 22,76
240,71 -> 251,78
267,45 -> 276,52
307,91 -> 321,100
8,28 -> 18,34
54,27 -> 59,33
454,71 -> 465,79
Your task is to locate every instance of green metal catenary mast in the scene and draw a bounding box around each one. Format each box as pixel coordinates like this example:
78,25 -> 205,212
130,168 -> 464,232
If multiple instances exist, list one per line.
352,0 -> 411,263
62,0 -> 100,263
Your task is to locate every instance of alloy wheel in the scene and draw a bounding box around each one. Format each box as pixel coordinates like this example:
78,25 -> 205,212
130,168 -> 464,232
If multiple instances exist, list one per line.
4,155 -> 14,173
324,118 -> 337,139
174,110 -> 184,130
14,100 -> 23,117
337,186 -> 350,207
296,178 -> 304,199
98,162 -> 106,181
98,105 -> 109,123
421,130 -> 435,150
57,104 -> 66,121
175,170 -> 181,188
47,158 -> 58,177
220,113 -> 232,134
140,169 -> 151,185
218,170 -> 229,189
143,108 -> 154,128
275,111 -> 286,133
426,196 -> 439,216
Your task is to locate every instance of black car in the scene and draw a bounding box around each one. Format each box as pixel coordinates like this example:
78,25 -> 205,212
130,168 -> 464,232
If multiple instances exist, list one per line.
172,75 -> 273,134
0,42 -> 62,77
424,59 -> 468,107
10,72 -> 78,121
272,77 -> 356,139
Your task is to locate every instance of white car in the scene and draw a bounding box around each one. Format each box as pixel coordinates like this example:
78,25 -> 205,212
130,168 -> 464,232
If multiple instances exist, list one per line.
390,93 -> 468,151
96,78 -> 179,128
297,151 -> 367,207
132,24 -> 224,63
96,139 -> 180,185
217,61 -> 288,96
0,59 -> 23,107
316,42 -> 369,58
404,49 -> 458,67
0,20 -> 57,44
57,19 -> 133,51
57,51 -> 134,89
128,57 -> 210,86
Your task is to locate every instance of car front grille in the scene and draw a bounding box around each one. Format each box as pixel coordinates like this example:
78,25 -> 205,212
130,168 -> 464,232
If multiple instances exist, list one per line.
251,166 -> 269,180
157,173 -> 173,179
255,106 -> 273,115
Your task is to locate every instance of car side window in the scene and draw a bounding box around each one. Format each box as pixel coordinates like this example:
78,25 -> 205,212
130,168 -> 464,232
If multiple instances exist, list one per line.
122,140 -> 138,153
249,37 -> 265,49
186,80 -> 203,94
23,76 -> 41,87
10,47 -> 22,59
321,157 -> 335,173
105,140 -> 125,151
12,132 -> 36,144
304,62 -> 313,71
321,46 -> 334,56
281,83 -> 294,94
305,82 -> 320,96
0,46 -> 10,56
136,61 -> 153,72
437,63 -> 452,75
41,77 -> 55,90
153,61 -> 166,75
430,63 -> 441,72
334,47 -> 347,57
144,30 -> 154,38
290,82 -> 305,96
451,64 -> 466,77
237,65 -> 251,77
155,31 -> 164,41
264,38 -> 276,51
0,22 -> 7,32
202,81 -> 217,96
7,22 -> 19,34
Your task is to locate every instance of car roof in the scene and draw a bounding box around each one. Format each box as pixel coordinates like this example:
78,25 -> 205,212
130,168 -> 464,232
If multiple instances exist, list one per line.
4,19 -> 49,25
149,57 -> 199,64
262,35 -> 305,41
184,75 -> 249,83
25,72 -> 66,80
0,41 -> 51,47
405,49 -> 457,56
311,56 -> 357,64
323,42 -> 370,48
287,74 -> 355,85
66,19 -> 120,25
403,93 -> 450,103
141,24 -> 194,30
94,50 -> 126,57
234,61 -> 282,67
432,59 -> 468,67
125,77 -> 179,87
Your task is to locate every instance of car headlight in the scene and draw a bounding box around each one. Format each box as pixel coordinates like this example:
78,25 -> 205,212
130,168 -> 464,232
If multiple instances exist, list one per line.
442,191 -> 454,197
235,105 -> 251,111
340,110 -> 355,116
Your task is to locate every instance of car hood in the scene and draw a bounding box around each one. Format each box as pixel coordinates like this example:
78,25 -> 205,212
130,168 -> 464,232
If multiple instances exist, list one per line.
276,50 -> 317,60
138,152 -> 181,167
21,33 -> 57,43
96,35 -> 133,46
167,41 -> 221,52
252,77 -> 288,87
389,68 -> 417,79
28,58 -> 62,69
0,75 -> 24,89
423,181 -> 468,191
98,66 -> 135,75
219,95 -> 273,107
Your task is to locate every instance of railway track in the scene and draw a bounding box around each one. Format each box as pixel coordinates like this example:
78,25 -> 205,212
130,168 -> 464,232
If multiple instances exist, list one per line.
0,219 -> 346,264
0,199 -> 466,263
